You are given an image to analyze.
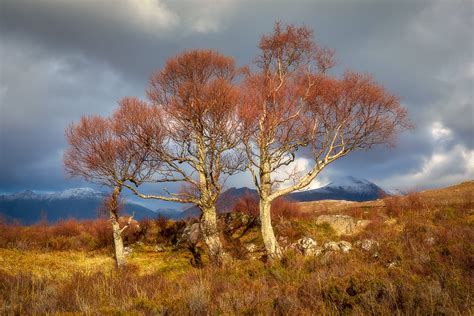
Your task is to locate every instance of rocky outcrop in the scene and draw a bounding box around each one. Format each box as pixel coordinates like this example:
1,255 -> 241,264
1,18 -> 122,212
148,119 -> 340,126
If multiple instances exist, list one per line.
355,239 -> 379,252
178,222 -> 201,247
316,214 -> 370,236
244,243 -> 258,253
323,240 -> 352,253
291,237 -> 352,256
295,237 -> 323,256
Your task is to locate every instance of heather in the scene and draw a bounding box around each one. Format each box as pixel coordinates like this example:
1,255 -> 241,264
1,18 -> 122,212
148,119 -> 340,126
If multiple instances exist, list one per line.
1,181 -> 472,314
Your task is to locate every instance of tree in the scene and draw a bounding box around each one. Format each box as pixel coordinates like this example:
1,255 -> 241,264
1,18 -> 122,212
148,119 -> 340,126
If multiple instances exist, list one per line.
122,50 -> 244,266
64,97 -> 163,266
240,23 -> 411,258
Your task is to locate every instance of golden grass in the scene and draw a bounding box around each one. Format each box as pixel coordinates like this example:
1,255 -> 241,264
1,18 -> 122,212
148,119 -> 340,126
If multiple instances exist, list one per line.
0,249 -> 114,279
0,247 -> 193,281
0,180 -> 472,314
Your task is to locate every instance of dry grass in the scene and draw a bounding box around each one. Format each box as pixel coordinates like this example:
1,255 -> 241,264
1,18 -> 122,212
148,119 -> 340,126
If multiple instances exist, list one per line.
0,180 -> 473,314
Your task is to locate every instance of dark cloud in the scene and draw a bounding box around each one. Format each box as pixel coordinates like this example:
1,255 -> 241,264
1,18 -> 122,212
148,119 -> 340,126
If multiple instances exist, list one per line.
1,0 -> 472,200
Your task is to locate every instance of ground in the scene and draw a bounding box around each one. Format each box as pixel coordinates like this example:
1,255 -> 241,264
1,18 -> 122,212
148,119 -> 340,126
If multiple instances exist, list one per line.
0,181 -> 472,314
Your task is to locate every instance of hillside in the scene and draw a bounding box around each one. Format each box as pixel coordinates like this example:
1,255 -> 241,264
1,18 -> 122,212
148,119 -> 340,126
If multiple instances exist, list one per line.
0,180 -> 472,314
297,180 -> 474,214
0,188 -> 157,224
183,176 -> 387,218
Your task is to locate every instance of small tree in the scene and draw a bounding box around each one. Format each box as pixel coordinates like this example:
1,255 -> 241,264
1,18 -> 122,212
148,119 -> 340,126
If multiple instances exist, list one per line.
122,50 -> 244,266
241,23 -> 410,258
64,97 -> 163,266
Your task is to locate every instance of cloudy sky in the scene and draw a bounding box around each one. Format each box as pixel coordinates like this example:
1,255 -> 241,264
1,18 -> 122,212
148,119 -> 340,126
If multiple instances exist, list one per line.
0,0 -> 473,207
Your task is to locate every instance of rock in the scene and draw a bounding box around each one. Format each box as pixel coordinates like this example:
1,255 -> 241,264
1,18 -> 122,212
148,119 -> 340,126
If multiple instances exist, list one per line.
387,261 -> 398,269
155,244 -> 166,252
323,241 -> 341,252
323,240 -> 352,253
355,239 -> 380,252
123,246 -> 133,257
338,241 -> 352,253
244,243 -> 258,253
296,237 -> 322,256
316,214 -> 370,236
178,222 -> 201,247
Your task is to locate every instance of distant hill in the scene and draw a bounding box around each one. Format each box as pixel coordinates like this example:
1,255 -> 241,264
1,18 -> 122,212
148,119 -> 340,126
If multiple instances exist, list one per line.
0,188 -> 158,225
181,176 -> 387,219
155,208 -> 187,220
0,177 -> 387,223
290,176 -> 387,202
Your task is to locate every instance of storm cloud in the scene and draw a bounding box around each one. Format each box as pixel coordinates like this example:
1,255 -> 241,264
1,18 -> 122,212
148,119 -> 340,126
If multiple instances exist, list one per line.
1,0 -> 472,199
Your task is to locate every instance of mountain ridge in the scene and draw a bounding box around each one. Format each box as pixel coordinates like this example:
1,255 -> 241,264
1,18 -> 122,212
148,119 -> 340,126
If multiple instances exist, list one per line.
0,177 -> 387,223
0,188 -> 158,225
182,176 -> 387,218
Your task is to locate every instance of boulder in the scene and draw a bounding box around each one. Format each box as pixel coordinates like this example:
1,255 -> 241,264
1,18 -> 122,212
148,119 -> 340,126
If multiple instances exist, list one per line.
323,240 -> 352,253
178,222 -> 201,247
316,214 -> 370,236
323,241 -> 340,252
244,243 -> 258,253
338,241 -> 352,253
355,239 -> 380,252
296,237 -> 323,256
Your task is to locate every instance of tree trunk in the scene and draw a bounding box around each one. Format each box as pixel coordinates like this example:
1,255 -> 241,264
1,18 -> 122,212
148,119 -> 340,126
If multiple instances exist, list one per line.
109,186 -> 126,267
259,198 -> 282,259
200,206 -> 225,266
259,157 -> 282,259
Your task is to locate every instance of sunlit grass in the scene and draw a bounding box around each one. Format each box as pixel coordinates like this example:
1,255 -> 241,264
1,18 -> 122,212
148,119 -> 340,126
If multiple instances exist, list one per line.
0,180 -> 472,314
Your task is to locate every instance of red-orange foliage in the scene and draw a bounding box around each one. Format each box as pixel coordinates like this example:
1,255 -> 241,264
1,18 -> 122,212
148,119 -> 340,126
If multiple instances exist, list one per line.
121,50 -> 245,266
127,50 -> 244,204
64,97 -> 163,188
64,97 -> 164,266
232,193 -> 259,217
232,194 -> 303,221
240,22 -> 411,257
0,218 -> 113,251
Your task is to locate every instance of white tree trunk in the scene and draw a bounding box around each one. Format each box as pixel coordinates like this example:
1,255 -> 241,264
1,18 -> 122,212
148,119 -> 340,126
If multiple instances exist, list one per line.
200,206 -> 225,266
259,198 -> 282,259
110,211 -> 126,267
109,186 -> 126,267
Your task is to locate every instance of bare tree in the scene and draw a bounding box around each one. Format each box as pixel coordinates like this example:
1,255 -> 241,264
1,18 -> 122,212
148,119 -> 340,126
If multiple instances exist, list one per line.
240,23 -> 411,258
64,97 -> 163,266
122,50 -> 244,266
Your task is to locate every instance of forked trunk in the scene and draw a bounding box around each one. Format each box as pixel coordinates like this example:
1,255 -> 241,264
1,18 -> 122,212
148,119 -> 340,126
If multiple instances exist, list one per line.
259,198 -> 282,259
109,187 -> 126,267
200,206 -> 225,266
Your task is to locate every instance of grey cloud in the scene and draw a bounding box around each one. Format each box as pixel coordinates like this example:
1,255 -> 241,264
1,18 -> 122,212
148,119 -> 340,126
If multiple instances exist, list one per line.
0,0 -> 472,199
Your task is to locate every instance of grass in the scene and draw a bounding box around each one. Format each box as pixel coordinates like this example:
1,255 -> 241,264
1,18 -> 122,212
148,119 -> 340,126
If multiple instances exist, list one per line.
0,180 -> 473,314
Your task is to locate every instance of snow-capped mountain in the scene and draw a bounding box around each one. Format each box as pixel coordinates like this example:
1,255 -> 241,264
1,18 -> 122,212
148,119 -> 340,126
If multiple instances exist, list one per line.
4,188 -> 106,201
50,187 -> 105,200
0,188 -> 157,225
0,177 -> 387,223
180,176 -> 387,219
291,176 -> 387,202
